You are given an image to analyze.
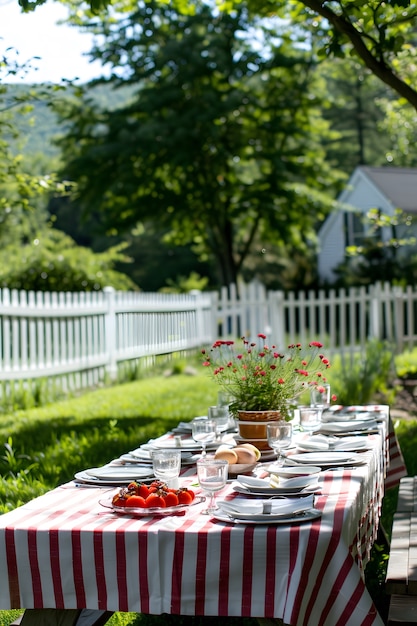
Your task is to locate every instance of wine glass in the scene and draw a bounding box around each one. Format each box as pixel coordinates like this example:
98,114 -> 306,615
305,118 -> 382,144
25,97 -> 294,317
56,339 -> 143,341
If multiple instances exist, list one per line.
266,422 -> 293,467
151,449 -> 181,488
299,406 -> 323,435
197,457 -> 228,514
208,405 -> 230,440
191,418 -> 217,456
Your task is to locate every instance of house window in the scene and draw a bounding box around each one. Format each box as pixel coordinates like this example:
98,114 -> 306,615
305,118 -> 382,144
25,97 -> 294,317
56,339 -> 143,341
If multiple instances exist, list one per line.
345,211 -> 366,247
345,209 -> 384,247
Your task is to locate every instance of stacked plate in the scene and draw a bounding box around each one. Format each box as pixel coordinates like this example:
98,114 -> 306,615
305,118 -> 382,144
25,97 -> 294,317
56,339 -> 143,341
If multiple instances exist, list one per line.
318,406 -> 381,435
285,451 -> 366,467
214,493 -> 321,525
74,464 -> 154,486
231,473 -> 320,497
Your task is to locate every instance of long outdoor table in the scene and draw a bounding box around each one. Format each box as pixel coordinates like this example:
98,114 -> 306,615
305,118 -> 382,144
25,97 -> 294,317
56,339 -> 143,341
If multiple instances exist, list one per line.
0,406 -> 407,626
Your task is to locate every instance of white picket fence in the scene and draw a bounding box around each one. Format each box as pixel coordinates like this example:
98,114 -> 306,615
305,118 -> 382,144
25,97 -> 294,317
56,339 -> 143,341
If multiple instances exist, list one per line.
0,280 -> 416,397
0,287 -> 215,395
215,280 -> 417,355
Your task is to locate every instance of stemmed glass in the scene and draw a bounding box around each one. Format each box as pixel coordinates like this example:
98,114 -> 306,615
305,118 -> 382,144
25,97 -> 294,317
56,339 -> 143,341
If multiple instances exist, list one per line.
267,422 -> 293,467
191,418 -> 217,456
197,457 -> 228,514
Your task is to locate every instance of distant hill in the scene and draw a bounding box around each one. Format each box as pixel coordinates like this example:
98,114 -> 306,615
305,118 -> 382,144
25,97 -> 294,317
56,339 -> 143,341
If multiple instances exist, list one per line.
6,82 -> 136,160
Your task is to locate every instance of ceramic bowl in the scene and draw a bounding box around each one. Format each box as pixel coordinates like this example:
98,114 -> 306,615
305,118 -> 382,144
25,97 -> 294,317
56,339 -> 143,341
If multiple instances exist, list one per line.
227,462 -> 258,477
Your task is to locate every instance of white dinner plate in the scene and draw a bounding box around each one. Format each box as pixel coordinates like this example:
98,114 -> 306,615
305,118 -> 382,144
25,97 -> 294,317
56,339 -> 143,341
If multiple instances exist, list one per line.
232,484 -> 319,497
130,447 -> 195,460
318,421 -> 378,434
288,452 -> 365,467
321,411 -> 376,423
74,468 -> 154,485
150,439 -> 219,451
85,466 -> 154,480
212,508 -> 322,525
99,496 -> 204,517
119,454 -> 151,464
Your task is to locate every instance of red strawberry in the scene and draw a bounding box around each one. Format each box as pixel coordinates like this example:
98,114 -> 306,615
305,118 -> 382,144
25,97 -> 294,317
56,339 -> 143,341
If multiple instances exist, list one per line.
164,491 -> 179,507
125,495 -> 147,508
146,493 -> 166,508
177,489 -> 193,505
139,484 -> 151,499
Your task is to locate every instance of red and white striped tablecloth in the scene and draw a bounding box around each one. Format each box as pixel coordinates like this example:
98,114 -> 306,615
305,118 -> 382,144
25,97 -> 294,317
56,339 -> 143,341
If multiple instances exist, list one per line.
0,406 -> 407,626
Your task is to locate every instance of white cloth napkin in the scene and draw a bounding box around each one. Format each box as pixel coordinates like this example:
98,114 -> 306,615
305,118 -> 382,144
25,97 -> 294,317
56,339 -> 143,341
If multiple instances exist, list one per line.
296,434 -> 368,451
296,435 -> 329,451
278,475 -> 319,489
332,436 -> 368,450
319,420 -> 377,433
218,494 -> 314,517
237,475 -> 271,488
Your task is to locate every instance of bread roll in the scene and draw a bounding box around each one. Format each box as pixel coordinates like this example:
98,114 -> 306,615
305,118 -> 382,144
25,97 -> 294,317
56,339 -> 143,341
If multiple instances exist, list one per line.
238,443 -> 261,461
214,447 -> 239,464
233,446 -> 258,464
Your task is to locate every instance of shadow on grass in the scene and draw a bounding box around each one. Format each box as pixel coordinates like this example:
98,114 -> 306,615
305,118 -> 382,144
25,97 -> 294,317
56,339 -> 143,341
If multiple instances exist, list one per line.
0,414 -> 181,488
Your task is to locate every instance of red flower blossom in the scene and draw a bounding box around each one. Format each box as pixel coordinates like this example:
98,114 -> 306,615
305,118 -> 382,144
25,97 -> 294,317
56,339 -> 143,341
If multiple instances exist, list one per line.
309,341 -> 323,348
202,334 -> 331,416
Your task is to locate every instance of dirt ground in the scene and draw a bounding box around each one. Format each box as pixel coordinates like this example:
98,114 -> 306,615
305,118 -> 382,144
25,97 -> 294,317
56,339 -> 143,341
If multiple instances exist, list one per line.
390,385 -> 417,420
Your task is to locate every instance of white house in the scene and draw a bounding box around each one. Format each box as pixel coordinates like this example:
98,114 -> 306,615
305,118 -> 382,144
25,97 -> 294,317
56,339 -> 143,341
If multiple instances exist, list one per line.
318,165 -> 417,283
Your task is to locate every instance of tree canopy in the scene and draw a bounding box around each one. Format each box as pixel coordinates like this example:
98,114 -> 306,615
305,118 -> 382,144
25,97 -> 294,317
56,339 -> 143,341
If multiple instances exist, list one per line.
19,0 -> 417,110
54,1 -> 343,287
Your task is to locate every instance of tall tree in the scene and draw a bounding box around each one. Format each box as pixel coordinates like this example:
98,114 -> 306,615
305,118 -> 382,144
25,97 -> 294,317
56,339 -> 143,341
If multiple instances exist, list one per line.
317,59 -> 394,172
56,2 -> 340,287
268,0 -> 417,110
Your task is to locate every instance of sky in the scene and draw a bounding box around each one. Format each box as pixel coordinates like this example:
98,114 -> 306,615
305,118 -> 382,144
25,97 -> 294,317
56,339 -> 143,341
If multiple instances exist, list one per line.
0,0 -> 105,83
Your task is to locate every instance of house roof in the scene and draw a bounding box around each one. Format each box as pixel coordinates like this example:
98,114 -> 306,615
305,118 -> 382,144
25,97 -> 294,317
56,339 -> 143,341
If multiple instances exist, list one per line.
359,166 -> 417,212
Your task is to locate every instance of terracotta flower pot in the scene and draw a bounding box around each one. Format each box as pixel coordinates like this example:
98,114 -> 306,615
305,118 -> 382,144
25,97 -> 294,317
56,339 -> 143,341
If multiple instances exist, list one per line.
238,420 -> 268,439
235,436 -> 272,450
237,410 -> 283,422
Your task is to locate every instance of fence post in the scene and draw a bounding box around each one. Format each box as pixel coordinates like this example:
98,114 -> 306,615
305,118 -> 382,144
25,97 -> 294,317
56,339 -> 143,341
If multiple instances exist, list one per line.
267,289 -> 285,348
369,283 -> 381,340
104,287 -> 118,380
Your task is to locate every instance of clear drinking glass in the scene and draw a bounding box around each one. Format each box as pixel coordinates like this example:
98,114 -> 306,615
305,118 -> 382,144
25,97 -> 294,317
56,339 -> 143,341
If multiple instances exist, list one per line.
208,405 -> 230,440
151,449 -> 181,488
266,422 -> 293,466
197,457 -> 228,514
217,391 -> 234,407
310,384 -> 331,409
299,406 -> 323,435
191,418 -> 217,456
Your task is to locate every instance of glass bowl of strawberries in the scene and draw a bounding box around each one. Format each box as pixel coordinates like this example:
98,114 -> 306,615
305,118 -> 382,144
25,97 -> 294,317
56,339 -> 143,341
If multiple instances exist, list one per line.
100,479 -> 201,517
